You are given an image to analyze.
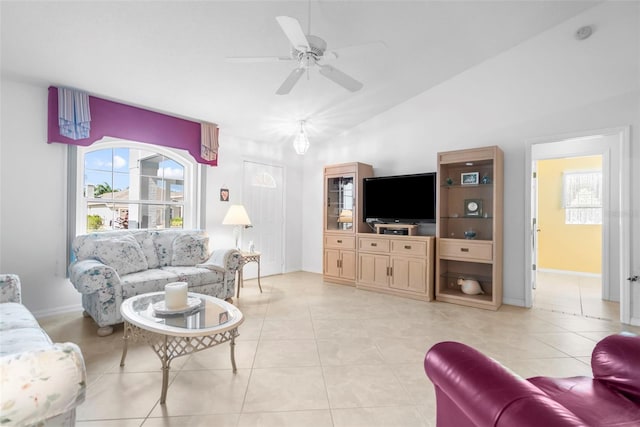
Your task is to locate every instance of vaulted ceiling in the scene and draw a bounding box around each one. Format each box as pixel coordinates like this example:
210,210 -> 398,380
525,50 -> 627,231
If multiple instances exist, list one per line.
1,1 -> 599,147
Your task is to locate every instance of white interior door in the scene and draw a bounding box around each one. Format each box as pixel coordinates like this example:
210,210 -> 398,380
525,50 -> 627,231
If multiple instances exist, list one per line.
242,161 -> 284,279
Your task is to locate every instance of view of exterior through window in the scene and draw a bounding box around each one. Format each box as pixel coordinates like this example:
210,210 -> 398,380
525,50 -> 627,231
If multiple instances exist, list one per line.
563,170 -> 602,225
83,147 -> 185,232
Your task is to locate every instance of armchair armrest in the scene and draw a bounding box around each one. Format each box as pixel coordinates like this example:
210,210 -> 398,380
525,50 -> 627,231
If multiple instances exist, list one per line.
0,343 -> 86,426
424,341 -> 585,426
592,333 -> 640,402
197,249 -> 241,273
68,259 -> 119,294
0,274 -> 21,303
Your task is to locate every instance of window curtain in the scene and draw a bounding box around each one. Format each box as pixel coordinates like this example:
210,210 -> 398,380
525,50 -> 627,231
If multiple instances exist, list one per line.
58,88 -> 91,140
201,122 -> 219,162
563,171 -> 602,224
47,86 -> 219,166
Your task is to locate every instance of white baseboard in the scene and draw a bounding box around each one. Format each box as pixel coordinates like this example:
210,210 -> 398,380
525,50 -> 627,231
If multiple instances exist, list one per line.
32,303 -> 83,320
538,268 -> 601,278
502,297 -> 526,307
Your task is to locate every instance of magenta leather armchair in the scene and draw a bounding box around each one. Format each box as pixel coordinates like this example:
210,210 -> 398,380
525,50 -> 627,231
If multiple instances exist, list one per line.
424,333 -> 640,426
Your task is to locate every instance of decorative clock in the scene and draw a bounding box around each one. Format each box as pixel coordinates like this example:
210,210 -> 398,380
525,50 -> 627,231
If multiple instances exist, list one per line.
464,199 -> 483,217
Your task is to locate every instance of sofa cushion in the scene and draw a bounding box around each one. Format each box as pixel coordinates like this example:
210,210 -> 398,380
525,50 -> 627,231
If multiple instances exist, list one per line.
120,269 -> 181,298
151,230 -> 207,267
151,231 -> 178,267
171,234 -> 209,266
161,266 -> 225,287
0,327 -> 52,356
131,231 -> 160,269
0,303 -> 40,331
94,234 -> 148,276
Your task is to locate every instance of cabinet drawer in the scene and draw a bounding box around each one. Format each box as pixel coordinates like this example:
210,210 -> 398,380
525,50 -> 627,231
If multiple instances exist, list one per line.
439,239 -> 493,261
325,235 -> 355,249
390,240 -> 427,256
358,237 -> 390,253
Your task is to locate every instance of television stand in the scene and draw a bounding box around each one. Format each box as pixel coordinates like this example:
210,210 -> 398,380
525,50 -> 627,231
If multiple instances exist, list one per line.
374,223 -> 418,236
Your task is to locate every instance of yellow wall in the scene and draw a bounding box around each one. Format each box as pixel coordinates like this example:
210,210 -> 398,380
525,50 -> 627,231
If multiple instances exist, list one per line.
537,156 -> 601,274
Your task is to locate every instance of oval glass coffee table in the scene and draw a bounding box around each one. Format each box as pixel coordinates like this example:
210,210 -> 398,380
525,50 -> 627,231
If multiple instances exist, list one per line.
119,291 -> 243,404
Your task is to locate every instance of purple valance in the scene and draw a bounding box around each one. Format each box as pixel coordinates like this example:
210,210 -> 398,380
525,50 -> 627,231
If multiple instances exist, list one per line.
47,86 -> 218,166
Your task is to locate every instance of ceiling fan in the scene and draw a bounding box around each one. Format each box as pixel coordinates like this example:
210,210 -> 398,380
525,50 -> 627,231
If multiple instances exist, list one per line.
227,15 -> 381,95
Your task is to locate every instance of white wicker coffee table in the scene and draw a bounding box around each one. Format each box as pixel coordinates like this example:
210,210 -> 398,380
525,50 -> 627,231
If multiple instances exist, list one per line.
119,291 -> 243,404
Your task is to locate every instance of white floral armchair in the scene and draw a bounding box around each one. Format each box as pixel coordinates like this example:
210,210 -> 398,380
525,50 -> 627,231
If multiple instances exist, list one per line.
0,274 -> 87,426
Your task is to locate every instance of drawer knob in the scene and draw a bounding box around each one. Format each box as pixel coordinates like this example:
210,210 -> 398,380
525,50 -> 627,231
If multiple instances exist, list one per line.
404,245 -> 411,249
371,243 -> 377,247
461,248 -> 470,252
337,240 -> 342,243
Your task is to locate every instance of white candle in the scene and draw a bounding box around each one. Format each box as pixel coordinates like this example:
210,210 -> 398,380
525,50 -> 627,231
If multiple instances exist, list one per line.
165,282 -> 188,309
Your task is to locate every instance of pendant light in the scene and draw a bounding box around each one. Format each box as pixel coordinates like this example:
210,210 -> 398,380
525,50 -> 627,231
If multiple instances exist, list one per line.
293,120 -> 309,155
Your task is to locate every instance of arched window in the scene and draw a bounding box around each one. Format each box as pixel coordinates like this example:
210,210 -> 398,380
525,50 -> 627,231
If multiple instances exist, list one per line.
74,139 -> 201,234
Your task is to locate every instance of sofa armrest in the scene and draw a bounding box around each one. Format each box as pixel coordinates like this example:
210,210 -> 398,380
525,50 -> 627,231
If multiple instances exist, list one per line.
0,274 -> 21,304
68,259 -> 119,294
0,343 -> 87,426
424,341 -> 585,426
198,249 -> 241,273
592,333 -> 640,402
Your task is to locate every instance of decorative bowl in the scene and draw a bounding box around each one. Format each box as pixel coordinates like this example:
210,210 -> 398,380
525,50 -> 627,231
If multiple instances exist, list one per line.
464,230 -> 477,239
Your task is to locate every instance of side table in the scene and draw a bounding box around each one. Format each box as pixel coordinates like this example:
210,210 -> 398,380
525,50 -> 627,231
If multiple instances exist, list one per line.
237,251 -> 262,298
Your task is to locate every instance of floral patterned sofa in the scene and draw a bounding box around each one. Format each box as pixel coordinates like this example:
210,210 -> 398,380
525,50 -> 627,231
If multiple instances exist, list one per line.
68,229 -> 240,336
0,274 -> 87,426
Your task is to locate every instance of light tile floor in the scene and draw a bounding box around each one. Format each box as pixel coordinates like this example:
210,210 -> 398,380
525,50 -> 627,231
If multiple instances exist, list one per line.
533,271 -> 619,320
39,272 -> 639,427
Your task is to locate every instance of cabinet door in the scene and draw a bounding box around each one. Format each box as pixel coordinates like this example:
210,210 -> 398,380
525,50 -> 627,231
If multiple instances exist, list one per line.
340,250 -> 356,281
358,253 -> 389,288
390,256 -> 427,293
324,249 -> 341,278
325,174 -> 355,232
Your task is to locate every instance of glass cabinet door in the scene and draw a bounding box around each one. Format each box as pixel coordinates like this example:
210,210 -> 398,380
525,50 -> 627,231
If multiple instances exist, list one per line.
326,175 -> 354,231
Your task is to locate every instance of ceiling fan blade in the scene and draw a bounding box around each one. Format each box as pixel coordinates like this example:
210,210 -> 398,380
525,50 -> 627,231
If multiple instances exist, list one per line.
325,40 -> 387,60
276,16 -> 310,51
225,56 -> 294,63
318,64 -> 363,92
276,67 -> 305,95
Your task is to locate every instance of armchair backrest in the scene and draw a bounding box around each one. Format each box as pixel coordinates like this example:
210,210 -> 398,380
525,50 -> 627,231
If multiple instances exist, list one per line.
0,274 -> 21,304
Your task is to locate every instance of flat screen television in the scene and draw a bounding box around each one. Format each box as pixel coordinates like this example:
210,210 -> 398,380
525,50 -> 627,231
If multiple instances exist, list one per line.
363,172 -> 437,223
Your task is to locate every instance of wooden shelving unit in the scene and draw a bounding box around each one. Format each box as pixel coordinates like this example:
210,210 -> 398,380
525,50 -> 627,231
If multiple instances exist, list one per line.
435,146 -> 504,310
323,162 -> 373,285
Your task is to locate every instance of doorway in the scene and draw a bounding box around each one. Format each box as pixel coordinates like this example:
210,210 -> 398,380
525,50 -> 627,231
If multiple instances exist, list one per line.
241,161 -> 285,279
524,127 -> 631,324
533,155 -> 618,320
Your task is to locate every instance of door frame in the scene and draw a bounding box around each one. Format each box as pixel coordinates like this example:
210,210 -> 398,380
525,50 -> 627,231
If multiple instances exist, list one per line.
523,126 -> 631,324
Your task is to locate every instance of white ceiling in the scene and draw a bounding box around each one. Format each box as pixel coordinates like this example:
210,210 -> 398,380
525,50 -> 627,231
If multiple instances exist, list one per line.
1,1 -> 599,148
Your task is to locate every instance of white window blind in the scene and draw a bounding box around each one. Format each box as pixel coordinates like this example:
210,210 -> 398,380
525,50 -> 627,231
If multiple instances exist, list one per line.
563,171 -> 602,224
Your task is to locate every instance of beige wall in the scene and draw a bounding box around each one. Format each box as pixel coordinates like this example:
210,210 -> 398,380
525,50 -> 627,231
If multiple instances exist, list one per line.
537,156 -> 602,274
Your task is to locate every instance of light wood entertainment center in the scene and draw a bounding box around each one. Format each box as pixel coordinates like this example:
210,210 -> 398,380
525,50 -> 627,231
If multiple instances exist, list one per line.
357,234 -> 435,301
323,147 -> 502,307
322,162 -> 435,301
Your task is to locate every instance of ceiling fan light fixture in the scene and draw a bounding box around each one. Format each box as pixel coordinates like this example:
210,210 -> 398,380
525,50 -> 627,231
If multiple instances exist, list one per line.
293,121 -> 310,155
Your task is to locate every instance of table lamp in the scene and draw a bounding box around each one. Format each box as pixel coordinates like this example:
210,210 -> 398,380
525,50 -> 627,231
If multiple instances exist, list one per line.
222,204 -> 252,249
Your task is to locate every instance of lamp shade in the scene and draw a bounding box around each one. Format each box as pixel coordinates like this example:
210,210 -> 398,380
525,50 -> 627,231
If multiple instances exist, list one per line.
293,121 -> 309,155
222,204 -> 252,226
